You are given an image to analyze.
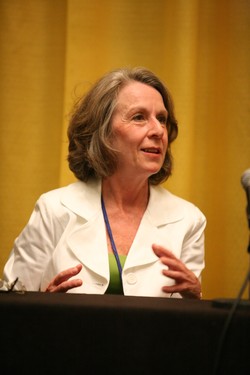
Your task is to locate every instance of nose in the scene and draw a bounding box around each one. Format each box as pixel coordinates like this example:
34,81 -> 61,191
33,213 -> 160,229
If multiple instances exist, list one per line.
148,117 -> 165,138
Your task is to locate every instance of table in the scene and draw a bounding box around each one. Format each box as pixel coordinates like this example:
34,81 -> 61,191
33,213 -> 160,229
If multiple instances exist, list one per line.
0,292 -> 249,375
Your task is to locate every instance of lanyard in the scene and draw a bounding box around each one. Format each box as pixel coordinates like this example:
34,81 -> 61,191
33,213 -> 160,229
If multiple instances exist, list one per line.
101,196 -> 123,283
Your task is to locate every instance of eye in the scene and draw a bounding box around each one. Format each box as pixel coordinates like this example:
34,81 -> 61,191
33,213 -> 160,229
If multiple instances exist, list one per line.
132,113 -> 145,122
157,115 -> 168,125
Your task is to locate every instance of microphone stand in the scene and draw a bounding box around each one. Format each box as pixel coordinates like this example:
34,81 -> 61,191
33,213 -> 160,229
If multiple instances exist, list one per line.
211,259 -> 250,375
213,196 -> 250,307
211,233 -> 250,375
248,232 -> 250,300
212,268 -> 250,309
212,231 -> 250,309
207,171 -> 250,375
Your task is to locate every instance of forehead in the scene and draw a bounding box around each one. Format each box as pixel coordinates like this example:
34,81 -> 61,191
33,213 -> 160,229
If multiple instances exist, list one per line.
116,81 -> 166,109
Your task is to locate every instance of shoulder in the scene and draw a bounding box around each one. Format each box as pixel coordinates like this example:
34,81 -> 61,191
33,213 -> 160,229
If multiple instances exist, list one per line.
37,181 -> 83,206
37,179 -> 101,219
149,185 -> 206,225
39,179 -> 99,200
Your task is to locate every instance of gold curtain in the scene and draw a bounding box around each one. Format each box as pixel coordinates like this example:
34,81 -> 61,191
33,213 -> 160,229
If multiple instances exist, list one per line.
0,0 -> 249,299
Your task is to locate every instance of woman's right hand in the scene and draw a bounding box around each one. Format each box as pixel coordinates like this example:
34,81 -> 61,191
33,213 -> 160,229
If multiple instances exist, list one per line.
45,264 -> 83,293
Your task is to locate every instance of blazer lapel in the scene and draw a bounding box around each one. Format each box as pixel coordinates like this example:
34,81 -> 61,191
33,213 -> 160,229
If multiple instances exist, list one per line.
124,185 -> 184,270
60,179 -> 109,282
66,213 -> 109,281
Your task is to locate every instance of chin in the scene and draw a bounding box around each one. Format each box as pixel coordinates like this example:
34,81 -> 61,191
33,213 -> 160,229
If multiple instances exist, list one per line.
145,168 -> 161,178
147,165 -> 162,174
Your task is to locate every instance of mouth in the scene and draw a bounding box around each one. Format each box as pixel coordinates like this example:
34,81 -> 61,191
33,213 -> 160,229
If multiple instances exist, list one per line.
141,148 -> 161,154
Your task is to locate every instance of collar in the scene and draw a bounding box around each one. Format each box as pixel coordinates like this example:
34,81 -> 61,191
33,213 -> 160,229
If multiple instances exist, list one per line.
60,179 -> 102,220
146,184 -> 184,226
60,179 -> 184,227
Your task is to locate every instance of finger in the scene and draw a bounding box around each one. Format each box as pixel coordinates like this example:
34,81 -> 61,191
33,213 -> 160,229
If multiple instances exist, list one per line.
162,283 -> 202,299
153,246 -> 186,271
51,278 -> 83,293
45,264 -> 82,292
161,271 -> 201,298
162,269 -> 184,280
152,244 -> 176,259
162,284 -> 187,294
159,256 -> 179,269
163,266 -> 197,285
153,246 -> 188,272
53,264 -> 82,287
160,256 -> 187,272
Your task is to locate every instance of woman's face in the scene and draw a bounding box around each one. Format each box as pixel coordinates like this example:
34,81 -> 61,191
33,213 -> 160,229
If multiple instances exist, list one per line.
110,81 -> 168,180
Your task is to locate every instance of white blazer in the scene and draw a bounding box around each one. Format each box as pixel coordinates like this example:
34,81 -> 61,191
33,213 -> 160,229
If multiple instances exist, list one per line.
4,179 -> 206,297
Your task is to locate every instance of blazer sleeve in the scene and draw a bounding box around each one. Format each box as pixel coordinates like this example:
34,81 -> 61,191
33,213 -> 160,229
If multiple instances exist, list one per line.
3,194 -> 67,291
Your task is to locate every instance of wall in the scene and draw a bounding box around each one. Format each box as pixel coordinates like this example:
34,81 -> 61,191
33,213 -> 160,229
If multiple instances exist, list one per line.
0,0 -> 249,299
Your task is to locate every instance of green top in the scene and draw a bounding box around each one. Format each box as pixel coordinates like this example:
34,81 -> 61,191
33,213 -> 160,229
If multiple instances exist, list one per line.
106,253 -> 126,295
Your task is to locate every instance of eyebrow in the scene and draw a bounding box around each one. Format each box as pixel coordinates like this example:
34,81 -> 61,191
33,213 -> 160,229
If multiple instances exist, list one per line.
126,105 -> 168,116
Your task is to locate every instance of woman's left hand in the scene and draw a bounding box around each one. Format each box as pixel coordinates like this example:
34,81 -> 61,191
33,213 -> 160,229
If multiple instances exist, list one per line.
152,244 -> 202,299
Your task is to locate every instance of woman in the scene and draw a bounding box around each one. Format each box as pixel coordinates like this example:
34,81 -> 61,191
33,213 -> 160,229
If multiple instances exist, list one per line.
3,67 -> 206,298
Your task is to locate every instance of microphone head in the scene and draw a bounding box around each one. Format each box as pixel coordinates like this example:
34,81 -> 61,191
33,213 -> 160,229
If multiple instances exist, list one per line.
241,169 -> 250,190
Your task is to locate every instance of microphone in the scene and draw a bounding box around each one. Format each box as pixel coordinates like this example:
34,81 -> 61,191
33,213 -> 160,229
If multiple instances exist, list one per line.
241,168 -> 250,230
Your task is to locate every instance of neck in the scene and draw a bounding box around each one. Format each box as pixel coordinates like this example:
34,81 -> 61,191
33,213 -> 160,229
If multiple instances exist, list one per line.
102,175 -> 149,212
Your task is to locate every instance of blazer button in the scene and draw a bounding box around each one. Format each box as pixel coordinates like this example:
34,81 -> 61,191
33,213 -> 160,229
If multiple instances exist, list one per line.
126,273 -> 137,285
